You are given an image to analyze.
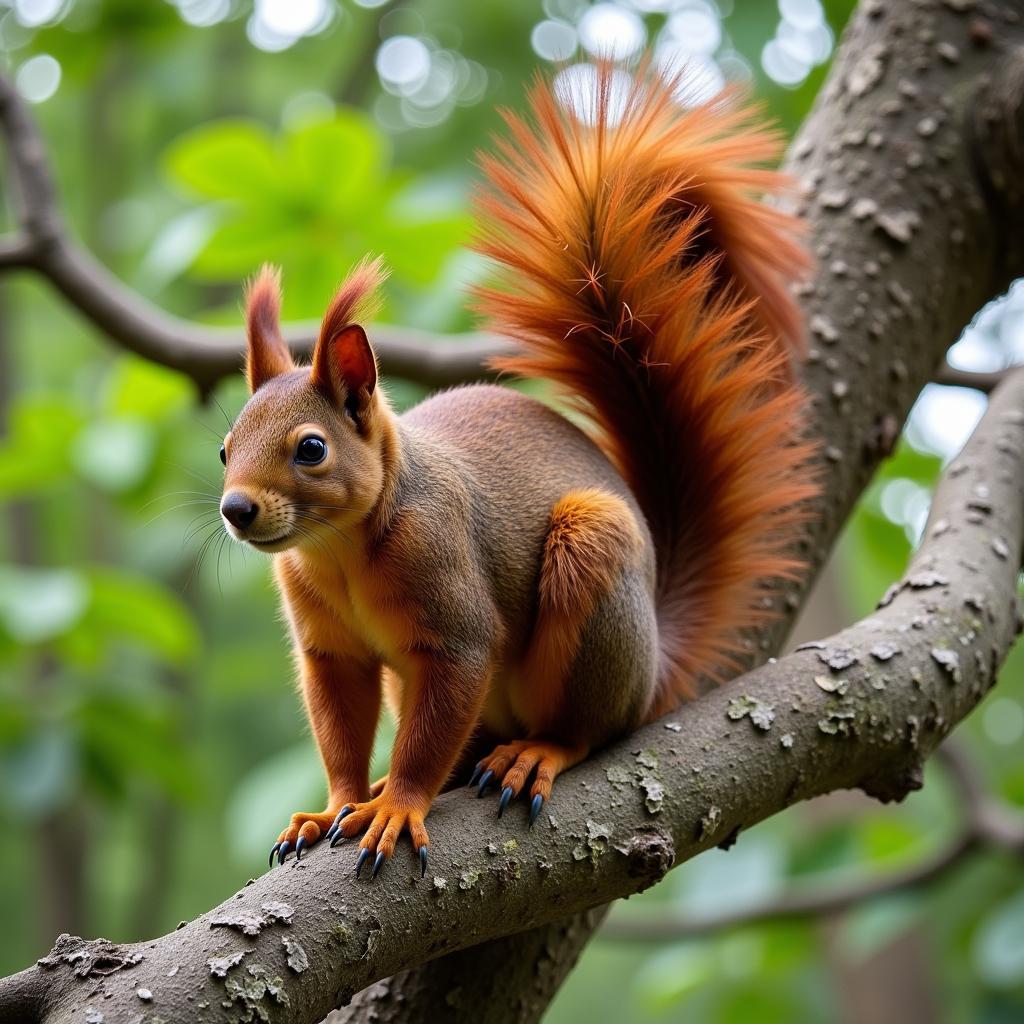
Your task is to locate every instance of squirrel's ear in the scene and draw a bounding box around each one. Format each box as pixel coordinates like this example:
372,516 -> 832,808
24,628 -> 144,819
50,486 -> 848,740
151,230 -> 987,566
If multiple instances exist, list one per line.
245,264 -> 294,393
310,323 -> 378,419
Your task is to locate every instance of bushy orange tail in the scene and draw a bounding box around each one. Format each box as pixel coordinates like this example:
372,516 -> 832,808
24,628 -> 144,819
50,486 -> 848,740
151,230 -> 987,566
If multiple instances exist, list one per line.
474,63 -> 818,709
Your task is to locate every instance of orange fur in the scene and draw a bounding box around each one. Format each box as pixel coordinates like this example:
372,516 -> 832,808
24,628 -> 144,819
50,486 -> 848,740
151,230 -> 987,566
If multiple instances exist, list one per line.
227,62 -> 821,868
318,255 -> 388,346
524,489 -> 643,726
474,738 -> 588,803
473,62 -> 818,707
245,264 -> 293,392
310,257 -> 389,417
270,647 -> 382,849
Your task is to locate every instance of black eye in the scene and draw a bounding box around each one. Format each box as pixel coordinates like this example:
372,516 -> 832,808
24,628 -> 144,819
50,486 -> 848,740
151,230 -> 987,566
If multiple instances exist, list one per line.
295,436 -> 327,465
219,444 -> 226,465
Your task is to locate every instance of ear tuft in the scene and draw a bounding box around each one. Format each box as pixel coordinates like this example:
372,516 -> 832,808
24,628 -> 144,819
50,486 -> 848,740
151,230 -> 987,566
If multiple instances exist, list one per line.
319,256 -> 388,344
310,257 -> 388,417
245,264 -> 294,392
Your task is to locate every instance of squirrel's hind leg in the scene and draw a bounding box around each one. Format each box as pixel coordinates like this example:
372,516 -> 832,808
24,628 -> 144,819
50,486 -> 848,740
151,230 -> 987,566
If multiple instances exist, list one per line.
473,489 -> 658,824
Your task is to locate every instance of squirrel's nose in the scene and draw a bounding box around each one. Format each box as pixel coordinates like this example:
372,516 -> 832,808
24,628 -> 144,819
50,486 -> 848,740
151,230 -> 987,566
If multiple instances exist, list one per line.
221,492 -> 259,530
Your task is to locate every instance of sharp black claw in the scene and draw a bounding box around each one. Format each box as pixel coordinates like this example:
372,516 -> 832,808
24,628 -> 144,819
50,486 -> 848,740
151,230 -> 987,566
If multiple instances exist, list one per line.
476,769 -> 495,797
468,762 -> 484,788
269,842 -> 281,867
419,845 -> 428,877
329,805 -> 353,834
277,841 -> 291,865
325,824 -> 338,842
529,794 -> 544,827
330,829 -> 347,848
497,786 -> 513,818
371,851 -> 386,878
295,837 -> 307,862
355,848 -> 371,877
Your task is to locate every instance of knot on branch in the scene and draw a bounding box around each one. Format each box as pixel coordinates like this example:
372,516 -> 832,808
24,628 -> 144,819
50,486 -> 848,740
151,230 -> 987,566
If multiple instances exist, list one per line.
860,757 -> 925,804
621,826 -> 675,888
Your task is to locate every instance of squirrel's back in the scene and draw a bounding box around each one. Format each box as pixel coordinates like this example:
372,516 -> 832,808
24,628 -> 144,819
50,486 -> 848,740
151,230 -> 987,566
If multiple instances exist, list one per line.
473,61 -> 818,708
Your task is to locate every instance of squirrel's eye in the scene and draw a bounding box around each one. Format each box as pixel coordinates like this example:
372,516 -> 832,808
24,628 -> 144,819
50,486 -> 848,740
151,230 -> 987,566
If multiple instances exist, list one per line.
295,436 -> 327,465
219,445 -> 226,465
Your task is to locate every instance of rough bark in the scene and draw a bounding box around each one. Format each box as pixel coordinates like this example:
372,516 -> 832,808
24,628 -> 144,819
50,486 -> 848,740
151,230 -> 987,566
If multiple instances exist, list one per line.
1,1 -> 1024,1023
599,742 -> 1024,941
326,907 -> 610,1024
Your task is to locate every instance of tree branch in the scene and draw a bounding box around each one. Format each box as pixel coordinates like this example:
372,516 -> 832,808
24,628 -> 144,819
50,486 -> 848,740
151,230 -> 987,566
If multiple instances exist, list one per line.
600,742 -> 1024,941
935,360 -> 1015,393
327,907 -> 612,1024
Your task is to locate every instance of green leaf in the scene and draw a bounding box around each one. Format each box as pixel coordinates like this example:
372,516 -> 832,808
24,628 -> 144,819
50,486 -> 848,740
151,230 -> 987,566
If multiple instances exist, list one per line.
76,693 -> 199,803
64,568 -> 199,665
0,396 -> 83,498
633,942 -> 715,1012
0,566 -> 89,644
284,111 -> 388,213
787,821 -> 861,878
860,817 -> 922,863
137,206 -> 221,291
377,213 -> 472,284
103,357 -> 195,422
164,120 -> 279,200
714,983 -> 809,1024
225,741 -> 322,863
974,888 -> 1024,987
191,206 -> 303,277
161,111 -> 469,319
71,417 -> 157,493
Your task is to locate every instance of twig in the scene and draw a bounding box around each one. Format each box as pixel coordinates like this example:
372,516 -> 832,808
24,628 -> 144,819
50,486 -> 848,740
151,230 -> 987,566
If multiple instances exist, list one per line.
935,360 -> 1014,393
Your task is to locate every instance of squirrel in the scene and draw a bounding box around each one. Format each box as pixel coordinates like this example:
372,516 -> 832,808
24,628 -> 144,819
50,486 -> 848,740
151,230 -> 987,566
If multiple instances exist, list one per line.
217,62 -> 817,879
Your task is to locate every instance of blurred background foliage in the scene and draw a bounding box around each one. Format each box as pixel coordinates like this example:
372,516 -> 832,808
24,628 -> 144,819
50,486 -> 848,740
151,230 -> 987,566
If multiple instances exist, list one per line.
0,1 -> 1023,1021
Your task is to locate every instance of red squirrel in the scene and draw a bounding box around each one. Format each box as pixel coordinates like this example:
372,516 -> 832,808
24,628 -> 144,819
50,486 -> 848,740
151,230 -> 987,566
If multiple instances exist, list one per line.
217,63 -> 816,879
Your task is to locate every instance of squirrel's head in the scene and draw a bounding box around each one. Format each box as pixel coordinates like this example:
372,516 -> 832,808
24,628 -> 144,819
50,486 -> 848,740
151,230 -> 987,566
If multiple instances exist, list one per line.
219,259 -> 391,554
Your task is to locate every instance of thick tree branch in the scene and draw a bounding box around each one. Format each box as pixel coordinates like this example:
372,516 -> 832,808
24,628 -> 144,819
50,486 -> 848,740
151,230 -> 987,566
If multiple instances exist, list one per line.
3,2 -> 1024,1023
326,907 -> 612,1024
600,742 -> 1024,941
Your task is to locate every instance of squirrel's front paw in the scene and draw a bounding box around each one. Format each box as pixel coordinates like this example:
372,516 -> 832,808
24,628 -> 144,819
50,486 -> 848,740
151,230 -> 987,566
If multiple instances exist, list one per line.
268,809 -> 345,867
333,791 -> 430,879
